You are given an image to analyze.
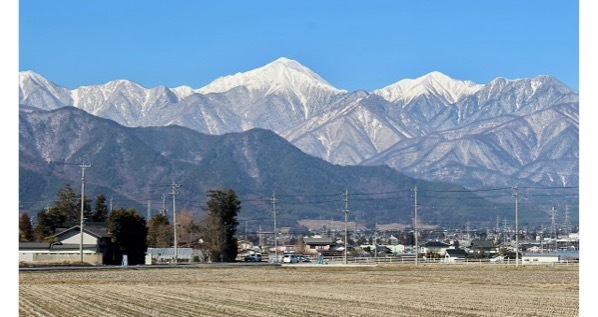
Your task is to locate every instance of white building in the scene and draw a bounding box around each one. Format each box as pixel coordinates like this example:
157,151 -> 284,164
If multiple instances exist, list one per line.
521,254 -> 560,264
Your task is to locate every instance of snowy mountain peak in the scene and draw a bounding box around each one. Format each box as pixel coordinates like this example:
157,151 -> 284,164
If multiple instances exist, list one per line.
268,57 -> 309,72
19,70 -> 60,89
19,71 -> 73,110
373,71 -> 483,104
171,85 -> 196,99
102,79 -> 144,92
198,57 -> 345,95
20,70 -> 42,81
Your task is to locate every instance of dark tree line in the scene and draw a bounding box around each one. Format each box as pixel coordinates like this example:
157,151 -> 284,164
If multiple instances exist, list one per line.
19,183 -> 149,264
20,184 -> 241,264
23,184 -> 110,242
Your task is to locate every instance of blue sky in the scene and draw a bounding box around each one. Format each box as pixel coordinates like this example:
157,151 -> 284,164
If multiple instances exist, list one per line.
18,0 -> 579,92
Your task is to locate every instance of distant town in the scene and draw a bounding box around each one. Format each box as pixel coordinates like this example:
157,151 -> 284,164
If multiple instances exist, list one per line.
19,210 -> 579,267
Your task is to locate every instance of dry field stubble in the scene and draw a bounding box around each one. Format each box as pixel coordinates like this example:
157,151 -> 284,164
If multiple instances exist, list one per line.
19,264 -> 578,317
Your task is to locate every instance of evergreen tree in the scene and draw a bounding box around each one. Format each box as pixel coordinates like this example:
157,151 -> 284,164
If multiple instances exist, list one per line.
19,212 -> 34,242
32,183 -> 92,241
53,183 -> 81,222
91,193 -> 109,223
147,214 -> 172,248
198,189 -> 241,262
108,208 -> 148,265
33,208 -> 64,242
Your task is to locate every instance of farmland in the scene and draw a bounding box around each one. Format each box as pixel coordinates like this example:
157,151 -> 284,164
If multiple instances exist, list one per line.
19,264 -> 578,317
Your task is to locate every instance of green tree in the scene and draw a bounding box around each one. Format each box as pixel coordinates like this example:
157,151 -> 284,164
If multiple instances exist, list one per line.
19,212 -> 34,242
198,189 -> 241,262
33,208 -> 64,242
147,214 -> 172,248
32,183 -> 93,241
53,183 -> 82,222
91,193 -> 109,223
108,208 -> 148,265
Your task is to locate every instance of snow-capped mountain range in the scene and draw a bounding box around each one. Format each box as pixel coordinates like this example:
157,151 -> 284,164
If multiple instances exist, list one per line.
19,57 -> 579,189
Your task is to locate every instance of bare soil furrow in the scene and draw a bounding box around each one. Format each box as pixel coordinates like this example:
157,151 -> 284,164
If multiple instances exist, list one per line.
19,265 -> 578,317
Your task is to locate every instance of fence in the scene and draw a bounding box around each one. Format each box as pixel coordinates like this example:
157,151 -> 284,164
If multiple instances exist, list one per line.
145,248 -> 194,264
303,255 -> 579,267
19,252 -> 103,265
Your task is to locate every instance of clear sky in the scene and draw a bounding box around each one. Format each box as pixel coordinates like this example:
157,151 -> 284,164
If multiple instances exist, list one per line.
18,0 -> 579,92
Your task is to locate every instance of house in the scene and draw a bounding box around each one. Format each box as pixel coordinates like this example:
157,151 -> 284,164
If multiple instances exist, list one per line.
237,239 -> 254,252
521,243 -> 541,253
374,245 -> 393,256
522,254 -> 560,264
421,241 -> 450,256
388,235 -> 399,245
387,244 -> 406,255
19,225 -> 112,265
469,240 -> 498,256
444,249 -> 467,263
303,237 -> 337,255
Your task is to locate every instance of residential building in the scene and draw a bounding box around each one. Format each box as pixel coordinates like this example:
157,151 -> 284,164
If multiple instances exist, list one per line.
19,225 -> 112,265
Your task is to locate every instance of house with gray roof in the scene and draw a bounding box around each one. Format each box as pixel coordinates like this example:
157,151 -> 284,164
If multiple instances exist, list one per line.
302,237 -> 340,255
19,225 -> 113,265
469,240 -> 498,257
444,249 -> 468,263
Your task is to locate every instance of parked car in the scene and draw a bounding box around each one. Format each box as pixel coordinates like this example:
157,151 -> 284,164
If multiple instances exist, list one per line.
299,255 -> 311,262
490,255 -> 504,263
282,254 -> 299,263
244,253 -> 262,262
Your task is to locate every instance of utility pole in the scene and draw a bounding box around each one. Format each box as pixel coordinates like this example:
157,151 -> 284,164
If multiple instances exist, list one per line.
503,218 -> 508,244
258,225 -> 264,247
161,194 -> 167,216
564,204 -> 570,249
170,181 -> 181,264
343,189 -> 349,265
414,186 -> 418,266
540,223 -> 544,254
466,220 -> 471,240
79,161 -> 91,263
496,216 -> 500,236
245,220 -> 248,241
515,187 -> 520,266
272,191 -> 278,263
374,221 -> 378,263
564,203 -> 570,237
551,206 -> 557,252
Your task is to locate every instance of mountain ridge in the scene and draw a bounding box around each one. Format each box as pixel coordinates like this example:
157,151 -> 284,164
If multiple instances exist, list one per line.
18,57 -> 578,190
20,106 -> 543,228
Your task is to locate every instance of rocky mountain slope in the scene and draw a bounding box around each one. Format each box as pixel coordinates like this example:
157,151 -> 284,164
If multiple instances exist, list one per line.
19,58 -> 578,190
21,107 -> 538,227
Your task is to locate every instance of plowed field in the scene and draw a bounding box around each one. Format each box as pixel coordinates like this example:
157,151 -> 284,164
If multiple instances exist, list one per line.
19,264 -> 578,317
